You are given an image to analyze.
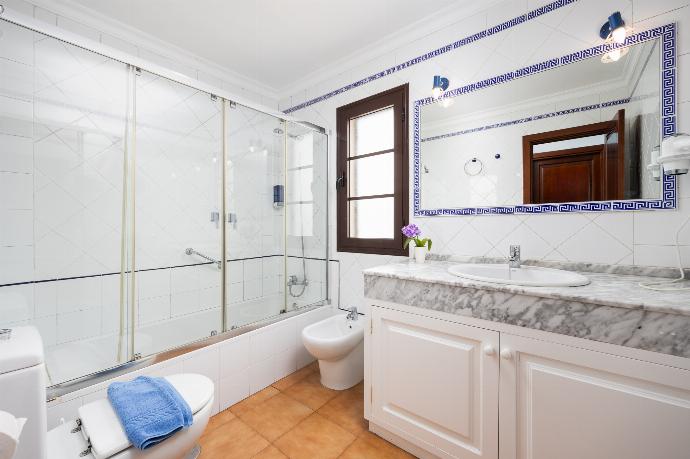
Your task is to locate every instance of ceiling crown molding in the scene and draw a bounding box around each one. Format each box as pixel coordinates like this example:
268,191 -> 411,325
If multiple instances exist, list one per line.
27,0 -> 281,101
277,0 -> 502,98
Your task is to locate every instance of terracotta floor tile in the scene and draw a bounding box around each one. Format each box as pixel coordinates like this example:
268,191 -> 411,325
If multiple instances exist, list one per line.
339,431 -> 416,459
239,393 -> 313,441
204,408 -> 236,435
272,364 -> 315,391
199,418 -> 269,459
284,372 -> 338,410
230,386 -> 280,416
317,388 -> 367,435
273,413 -> 356,459
351,381 -> 364,395
252,445 -> 288,458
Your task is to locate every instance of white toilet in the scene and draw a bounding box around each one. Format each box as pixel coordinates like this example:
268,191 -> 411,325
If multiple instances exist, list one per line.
0,327 -> 214,459
301,310 -> 364,390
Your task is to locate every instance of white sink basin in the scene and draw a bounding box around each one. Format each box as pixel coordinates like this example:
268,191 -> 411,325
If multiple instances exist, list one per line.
447,263 -> 590,287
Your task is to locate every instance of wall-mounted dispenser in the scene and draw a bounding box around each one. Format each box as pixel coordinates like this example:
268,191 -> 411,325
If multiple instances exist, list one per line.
648,146 -> 661,181
273,184 -> 284,209
659,134 -> 690,175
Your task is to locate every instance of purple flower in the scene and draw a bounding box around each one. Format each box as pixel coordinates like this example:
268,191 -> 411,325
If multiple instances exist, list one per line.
401,224 -> 421,238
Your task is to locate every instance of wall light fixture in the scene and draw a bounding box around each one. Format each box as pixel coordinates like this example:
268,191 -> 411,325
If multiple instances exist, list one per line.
600,11 -> 627,44
432,75 -> 449,99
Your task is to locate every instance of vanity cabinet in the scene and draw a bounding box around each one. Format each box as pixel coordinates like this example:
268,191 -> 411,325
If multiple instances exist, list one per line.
366,305 -> 690,459
499,333 -> 690,459
369,307 -> 499,459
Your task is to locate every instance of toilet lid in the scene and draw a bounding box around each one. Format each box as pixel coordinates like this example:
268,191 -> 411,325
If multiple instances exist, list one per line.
78,374 -> 214,459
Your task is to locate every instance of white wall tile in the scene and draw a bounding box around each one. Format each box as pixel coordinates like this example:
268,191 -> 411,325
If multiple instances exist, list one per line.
219,335 -> 250,380
0,172 -> 33,209
0,21 -> 34,66
249,329 -> 274,363
0,209 -> 33,246
0,246 -> 33,284
171,290 -> 200,317
56,307 -> 101,343
139,295 -> 170,324
248,357 -> 274,394
243,258 -> 262,280
56,277 -> 102,315
244,279 -> 261,300
182,347 -> 219,382
0,134 -> 32,173
0,284 -> 33,324
219,371 -> 250,411
34,281 -> 57,318
34,314 -> 57,346
274,347 -> 298,381
138,269 -> 171,299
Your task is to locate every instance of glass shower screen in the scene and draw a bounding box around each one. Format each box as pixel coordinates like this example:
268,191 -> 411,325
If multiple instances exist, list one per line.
0,13 -> 328,389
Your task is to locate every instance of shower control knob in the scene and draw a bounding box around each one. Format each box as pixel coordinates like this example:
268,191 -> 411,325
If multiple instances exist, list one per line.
483,345 -> 496,356
500,348 -> 513,360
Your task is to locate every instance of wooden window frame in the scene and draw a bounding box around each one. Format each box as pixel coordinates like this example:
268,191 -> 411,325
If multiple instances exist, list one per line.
336,84 -> 409,256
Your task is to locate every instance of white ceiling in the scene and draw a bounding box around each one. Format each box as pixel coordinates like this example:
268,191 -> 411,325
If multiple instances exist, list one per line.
68,0 -> 465,93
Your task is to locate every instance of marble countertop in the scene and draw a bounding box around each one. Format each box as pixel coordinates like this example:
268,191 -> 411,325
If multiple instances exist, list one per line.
364,261 -> 690,317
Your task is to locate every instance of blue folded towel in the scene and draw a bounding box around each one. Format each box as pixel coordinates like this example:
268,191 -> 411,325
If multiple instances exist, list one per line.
108,376 -> 193,450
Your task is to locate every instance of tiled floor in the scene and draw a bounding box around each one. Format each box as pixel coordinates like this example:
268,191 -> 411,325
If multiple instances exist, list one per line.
199,362 -> 415,458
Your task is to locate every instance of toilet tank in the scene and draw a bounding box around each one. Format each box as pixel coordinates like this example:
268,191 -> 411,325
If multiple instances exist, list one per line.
0,326 -> 47,459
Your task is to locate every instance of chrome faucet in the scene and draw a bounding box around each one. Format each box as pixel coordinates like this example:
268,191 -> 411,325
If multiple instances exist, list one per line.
346,306 -> 358,321
509,245 -> 521,268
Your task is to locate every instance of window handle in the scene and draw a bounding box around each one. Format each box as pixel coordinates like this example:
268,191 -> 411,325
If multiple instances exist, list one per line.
336,172 -> 346,190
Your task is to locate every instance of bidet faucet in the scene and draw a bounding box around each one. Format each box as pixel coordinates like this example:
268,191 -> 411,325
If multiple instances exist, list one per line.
346,306 -> 358,321
509,245 -> 521,268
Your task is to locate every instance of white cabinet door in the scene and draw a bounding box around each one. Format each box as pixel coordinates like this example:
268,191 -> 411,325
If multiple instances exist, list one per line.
370,307 -> 499,459
499,333 -> 690,459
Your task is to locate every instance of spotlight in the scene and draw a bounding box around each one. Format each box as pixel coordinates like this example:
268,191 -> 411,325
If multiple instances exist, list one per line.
432,75 -> 449,99
600,11 -> 627,44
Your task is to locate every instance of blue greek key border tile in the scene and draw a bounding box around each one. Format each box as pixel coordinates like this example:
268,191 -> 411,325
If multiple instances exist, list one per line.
421,97 -> 632,143
282,0 -> 579,114
413,24 -> 677,217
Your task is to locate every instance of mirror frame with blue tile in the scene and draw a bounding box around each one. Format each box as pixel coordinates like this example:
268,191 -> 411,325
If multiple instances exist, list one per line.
413,23 -> 677,217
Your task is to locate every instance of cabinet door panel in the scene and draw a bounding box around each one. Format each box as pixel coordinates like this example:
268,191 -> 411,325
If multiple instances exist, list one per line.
370,308 -> 499,459
500,333 -> 690,459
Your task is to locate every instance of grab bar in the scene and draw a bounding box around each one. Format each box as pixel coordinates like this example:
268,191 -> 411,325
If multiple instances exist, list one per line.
185,248 -> 221,269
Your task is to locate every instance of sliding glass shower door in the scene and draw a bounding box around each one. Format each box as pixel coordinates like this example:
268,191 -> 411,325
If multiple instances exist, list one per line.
285,122 -> 329,311
0,13 -> 329,389
0,22 -> 131,385
133,70 -> 223,358
224,104 -> 286,329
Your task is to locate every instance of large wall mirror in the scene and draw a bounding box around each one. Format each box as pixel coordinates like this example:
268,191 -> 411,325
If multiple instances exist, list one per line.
413,24 -> 676,216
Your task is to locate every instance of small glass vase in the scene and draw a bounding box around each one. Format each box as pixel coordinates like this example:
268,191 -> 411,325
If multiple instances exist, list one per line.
414,246 -> 427,264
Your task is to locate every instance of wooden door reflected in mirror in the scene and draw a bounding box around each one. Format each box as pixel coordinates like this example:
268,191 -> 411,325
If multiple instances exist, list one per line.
523,110 -> 625,204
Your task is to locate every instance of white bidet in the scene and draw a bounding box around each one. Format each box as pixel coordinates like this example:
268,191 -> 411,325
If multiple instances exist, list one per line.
301,311 -> 364,390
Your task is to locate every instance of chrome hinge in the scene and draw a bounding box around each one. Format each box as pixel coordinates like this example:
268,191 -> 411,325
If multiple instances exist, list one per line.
211,94 -> 218,101
134,67 -> 142,76
229,101 -> 237,109
70,419 -> 82,434
79,443 -> 92,457
210,330 -> 218,336
133,352 -> 142,361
